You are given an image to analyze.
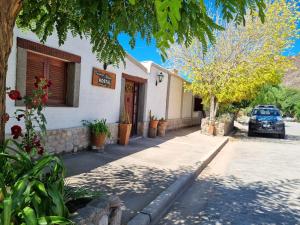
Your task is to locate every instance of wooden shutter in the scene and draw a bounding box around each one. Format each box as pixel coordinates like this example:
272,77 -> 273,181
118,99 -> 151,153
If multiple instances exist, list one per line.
26,51 -> 67,106
48,58 -> 67,105
26,52 -> 46,97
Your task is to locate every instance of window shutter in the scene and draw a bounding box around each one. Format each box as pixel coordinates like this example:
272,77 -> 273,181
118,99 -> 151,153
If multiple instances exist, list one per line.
26,52 -> 67,106
26,52 -> 46,97
48,58 -> 67,105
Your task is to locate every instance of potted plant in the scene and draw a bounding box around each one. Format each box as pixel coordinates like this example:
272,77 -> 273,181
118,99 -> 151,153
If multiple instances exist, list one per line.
82,119 -> 111,150
157,117 -> 168,137
148,110 -> 159,138
149,110 -> 159,129
119,110 -> 132,145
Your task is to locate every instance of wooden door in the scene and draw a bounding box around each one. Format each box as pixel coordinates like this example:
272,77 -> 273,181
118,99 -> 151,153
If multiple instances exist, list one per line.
124,80 -> 139,135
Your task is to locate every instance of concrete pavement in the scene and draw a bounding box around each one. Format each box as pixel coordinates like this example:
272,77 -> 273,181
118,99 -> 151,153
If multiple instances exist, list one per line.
159,122 -> 300,224
62,127 -> 227,224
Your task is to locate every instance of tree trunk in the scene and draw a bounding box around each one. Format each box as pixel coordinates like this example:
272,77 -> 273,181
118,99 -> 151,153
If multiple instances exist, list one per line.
208,95 -> 219,135
0,0 -> 22,144
209,95 -> 219,123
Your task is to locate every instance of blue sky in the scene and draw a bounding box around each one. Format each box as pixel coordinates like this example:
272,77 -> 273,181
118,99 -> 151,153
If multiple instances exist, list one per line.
118,34 -> 163,66
118,0 -> 300,64
119,33 -> 300,66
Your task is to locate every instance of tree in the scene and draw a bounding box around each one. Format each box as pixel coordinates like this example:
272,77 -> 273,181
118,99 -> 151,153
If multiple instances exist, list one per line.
0,0 -> 266,143
166,0 -> 299,127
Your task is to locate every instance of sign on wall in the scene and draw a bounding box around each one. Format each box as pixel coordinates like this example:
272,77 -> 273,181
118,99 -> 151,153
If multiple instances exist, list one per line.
92,67 -> 116,89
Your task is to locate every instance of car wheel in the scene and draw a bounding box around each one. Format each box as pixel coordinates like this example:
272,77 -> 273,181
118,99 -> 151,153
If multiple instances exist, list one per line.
279,133 -> 285,139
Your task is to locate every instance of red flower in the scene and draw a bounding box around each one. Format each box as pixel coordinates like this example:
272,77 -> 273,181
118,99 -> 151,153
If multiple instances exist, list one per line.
33,136 -> 41,147
24,145 -> 32,153
41,94 -> 48,104
37,146 -> 44,155
31,98 -> 40,108
1,113 -> 9,123
11,125 -> 22,139
8,90 -> 22,100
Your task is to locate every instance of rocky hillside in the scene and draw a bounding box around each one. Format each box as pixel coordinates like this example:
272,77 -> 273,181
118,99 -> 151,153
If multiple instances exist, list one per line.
283,56 -> 300,90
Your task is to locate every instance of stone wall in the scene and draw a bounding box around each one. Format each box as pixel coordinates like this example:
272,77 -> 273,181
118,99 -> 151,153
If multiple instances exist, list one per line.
46,123 -> 119,154
71,196 -> 123,225
167,117 -> 201,131
201,117 -> 234,136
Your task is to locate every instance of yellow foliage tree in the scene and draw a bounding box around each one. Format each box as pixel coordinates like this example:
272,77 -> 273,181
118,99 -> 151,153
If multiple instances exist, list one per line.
166,0 -> 299,123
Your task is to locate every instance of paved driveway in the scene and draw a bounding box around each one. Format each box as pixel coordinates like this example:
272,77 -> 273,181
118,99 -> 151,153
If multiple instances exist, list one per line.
159,122 -> 300,225
63,127 -> 226,224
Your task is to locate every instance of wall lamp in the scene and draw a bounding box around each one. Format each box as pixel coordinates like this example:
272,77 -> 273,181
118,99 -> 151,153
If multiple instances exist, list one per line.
156,72 -> 164,86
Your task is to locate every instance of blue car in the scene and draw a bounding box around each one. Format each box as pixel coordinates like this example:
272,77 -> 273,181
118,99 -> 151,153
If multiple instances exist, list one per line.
248,105 -> 285,138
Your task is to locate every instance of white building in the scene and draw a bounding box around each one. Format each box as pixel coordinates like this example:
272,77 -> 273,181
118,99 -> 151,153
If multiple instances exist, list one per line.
5,28 -> 202,153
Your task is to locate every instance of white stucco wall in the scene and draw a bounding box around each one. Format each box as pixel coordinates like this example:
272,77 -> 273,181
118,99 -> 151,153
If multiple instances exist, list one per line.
142,62 -> 168,121
5,28 -> 148,133
182,91 -> 193,118
167,75 -> 183,119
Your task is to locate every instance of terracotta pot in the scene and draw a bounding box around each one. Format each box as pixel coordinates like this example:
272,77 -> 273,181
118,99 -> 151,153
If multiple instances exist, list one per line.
148,127 -> 157,138
208,124 -> 216,136
119,123 -> 132,145
157,121 -> 168,137
91,133 -> 106,149
149,120 -> 159,129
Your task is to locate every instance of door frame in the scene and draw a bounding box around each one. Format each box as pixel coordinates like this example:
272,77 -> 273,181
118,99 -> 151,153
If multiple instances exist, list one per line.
120,73 -> 147,136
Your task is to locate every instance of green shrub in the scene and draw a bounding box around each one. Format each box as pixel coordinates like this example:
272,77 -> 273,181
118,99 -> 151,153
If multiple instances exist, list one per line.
82,119 -> 111,137
295,102 -> 300,120
0,78 -> 72,224
249,85 -> 300,120
1,78 -> 101,225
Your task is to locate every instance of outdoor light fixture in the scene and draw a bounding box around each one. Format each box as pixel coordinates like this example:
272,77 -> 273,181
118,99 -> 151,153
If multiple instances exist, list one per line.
103,63 -> 108,70
156,72 -> 164,86
103,61 -> 112,70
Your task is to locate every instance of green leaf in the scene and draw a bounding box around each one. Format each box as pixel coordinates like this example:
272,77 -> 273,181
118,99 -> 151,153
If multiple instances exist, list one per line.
33,181 -> 48,197
48,184 -> 68,217
3,197 -> 12,225
128,0 -> 135,5
27,155 -> 55,177
38,216 -> 72,225
22,207 -> 38,225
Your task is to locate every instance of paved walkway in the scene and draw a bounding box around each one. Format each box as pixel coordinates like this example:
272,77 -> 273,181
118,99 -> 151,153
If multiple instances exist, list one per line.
63,127 -> 226,224
159,122 -> 300,224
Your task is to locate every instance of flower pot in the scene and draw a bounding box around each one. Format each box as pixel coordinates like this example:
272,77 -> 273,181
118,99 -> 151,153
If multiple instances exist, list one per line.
157,121 -> 168,137
91,133 -> 106,149
119,123 -> 132,145
149,120 -> 159,129
208,123 -> 216,136
148,127 -> 157,138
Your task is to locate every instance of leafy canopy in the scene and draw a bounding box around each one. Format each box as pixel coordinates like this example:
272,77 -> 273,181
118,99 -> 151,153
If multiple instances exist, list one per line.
250,85 -> 300,120
17,0 -> 266,65
166,0 -> 299,106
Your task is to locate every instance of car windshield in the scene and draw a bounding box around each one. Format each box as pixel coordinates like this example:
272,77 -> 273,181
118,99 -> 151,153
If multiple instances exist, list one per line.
252,108 -> 280,116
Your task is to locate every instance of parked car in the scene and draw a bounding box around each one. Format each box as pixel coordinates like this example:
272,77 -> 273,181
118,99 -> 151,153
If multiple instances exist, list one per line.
248,105 -> 285,138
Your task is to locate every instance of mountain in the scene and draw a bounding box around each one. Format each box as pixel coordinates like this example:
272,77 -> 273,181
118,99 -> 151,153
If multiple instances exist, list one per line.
283,56 -> 300,90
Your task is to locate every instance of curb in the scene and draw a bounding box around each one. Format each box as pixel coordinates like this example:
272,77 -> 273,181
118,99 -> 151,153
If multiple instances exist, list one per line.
127,137 -> 229,225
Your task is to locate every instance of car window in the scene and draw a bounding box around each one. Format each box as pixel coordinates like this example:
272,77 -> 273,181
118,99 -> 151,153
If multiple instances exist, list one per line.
252,109 -> 280,116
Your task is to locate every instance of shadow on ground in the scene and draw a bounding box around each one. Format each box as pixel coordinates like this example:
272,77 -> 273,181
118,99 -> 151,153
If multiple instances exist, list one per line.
159,175 -> 300,225
65,161 -> 188,224
62,126 -> 199,177
63,127 -> 200,224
